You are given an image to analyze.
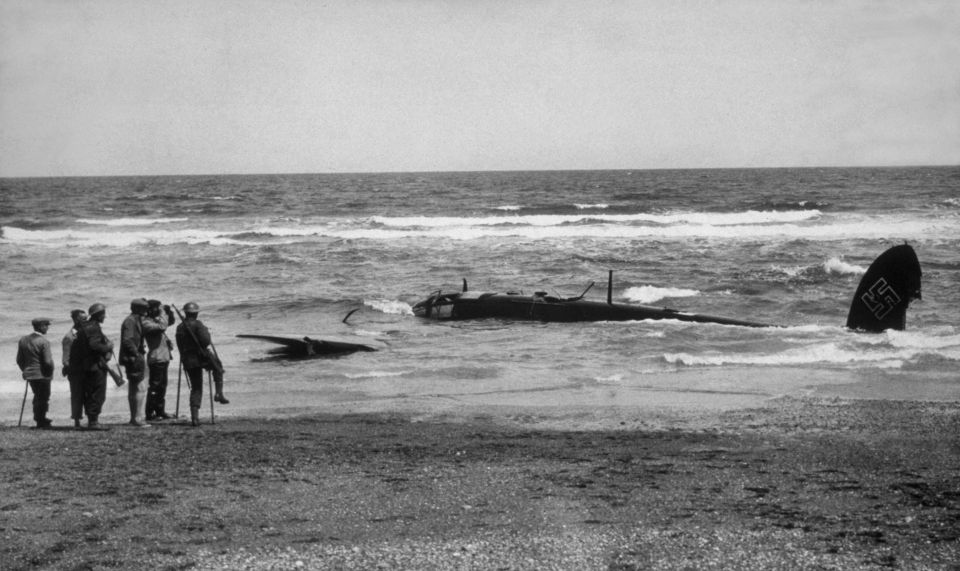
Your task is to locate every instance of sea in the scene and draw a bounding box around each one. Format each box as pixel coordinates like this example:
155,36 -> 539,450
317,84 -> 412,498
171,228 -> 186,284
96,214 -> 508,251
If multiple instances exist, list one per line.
1,167 -> 958,425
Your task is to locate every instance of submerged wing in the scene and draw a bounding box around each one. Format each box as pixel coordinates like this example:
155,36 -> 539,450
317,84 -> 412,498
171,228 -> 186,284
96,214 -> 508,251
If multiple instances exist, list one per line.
236,334 -> 378,358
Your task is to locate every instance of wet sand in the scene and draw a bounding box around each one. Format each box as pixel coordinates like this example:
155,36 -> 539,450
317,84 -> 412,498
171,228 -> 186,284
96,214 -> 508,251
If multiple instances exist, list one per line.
1,395 -> 959,570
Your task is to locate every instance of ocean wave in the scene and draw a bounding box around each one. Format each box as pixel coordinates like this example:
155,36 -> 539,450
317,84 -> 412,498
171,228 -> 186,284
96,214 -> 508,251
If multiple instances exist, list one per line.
344,370 -> 409,379
823,256 -> 866,275
3,209 -> 956,247
77,217 -> 189,226
622,285 -> 700,304
574,203 -> 609,210
365,299 -> 414,315
664,328 -> 960,369
663,344 -> 906,369
370,210 -> 822,228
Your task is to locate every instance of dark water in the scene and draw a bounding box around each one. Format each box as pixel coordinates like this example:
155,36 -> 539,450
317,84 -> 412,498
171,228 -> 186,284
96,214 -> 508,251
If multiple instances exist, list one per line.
2,167 -> 958,420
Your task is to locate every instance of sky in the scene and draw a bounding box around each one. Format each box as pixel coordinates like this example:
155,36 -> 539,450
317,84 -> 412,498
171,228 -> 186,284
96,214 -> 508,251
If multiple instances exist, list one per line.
1,0 -> 958,177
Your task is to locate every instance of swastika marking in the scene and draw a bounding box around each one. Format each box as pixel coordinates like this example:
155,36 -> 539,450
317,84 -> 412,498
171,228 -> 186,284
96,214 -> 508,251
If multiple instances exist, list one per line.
860,277 -> 901,320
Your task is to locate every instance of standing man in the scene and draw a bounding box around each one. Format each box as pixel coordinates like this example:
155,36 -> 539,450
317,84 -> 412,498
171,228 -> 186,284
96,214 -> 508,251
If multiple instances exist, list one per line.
17,318 -> 56,428
143,299 -> 176,421
62,308 -> 88,428
175,302 -> 227,427
70,303 -> 115,430
120,298 -> 150,427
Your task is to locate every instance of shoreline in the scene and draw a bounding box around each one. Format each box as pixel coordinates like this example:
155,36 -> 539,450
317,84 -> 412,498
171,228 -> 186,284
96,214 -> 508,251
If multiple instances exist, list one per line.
2,396 -> 958,569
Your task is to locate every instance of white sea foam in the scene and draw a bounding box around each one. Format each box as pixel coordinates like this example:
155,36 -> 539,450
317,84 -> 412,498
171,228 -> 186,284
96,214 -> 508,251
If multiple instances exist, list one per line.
3,210 -> 957,247
371,210 -> 822,228
365,299 -> 414,315
0,226 -> 233,247
574,203 -> 609,210
77,217 -> 189,226
664,328 -> 960,369
664,343 -> 907,369
622,285 -> 700,304
493,205 -> 522,211
344,371 -> 408,379
823,256 -> 866,275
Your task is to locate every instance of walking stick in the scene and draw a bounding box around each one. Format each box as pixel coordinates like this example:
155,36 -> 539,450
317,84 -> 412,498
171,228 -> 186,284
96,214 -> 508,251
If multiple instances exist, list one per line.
208,370 -> 216,424
18,381 -> 28,427
175,358 -> 183,417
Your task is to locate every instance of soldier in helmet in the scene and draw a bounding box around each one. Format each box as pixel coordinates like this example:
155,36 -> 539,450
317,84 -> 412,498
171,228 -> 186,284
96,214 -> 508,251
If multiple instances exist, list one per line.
17,318 -> 56,428
69,303 -> 115,430
175,302 -> 228,427
120,298 -> 150,427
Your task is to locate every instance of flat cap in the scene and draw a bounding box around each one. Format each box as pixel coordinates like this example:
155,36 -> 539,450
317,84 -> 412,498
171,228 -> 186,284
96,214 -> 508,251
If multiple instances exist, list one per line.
31,317 -> 52,327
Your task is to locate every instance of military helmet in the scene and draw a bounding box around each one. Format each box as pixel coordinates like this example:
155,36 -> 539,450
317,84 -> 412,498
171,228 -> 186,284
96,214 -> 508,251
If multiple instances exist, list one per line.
131,298 -> 149,310
88,303 -> 106,316
183,301 -> 200,313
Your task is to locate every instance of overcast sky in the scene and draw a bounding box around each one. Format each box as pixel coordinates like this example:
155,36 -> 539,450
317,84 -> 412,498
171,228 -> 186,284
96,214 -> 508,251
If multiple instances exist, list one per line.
1,0 -> 957,177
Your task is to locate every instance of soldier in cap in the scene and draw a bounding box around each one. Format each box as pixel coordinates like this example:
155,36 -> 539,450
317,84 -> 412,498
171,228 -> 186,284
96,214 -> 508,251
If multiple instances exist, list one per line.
62,308 -> 88,428
17,318 -> 56,428
69,303 -> 115,430
175,302 -> 228,427
143,299 -> 176,420
120,298 -> 150,427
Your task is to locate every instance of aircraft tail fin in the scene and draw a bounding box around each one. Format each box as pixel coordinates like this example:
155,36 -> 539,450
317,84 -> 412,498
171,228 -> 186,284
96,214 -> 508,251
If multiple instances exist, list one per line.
845,244 -> 922,332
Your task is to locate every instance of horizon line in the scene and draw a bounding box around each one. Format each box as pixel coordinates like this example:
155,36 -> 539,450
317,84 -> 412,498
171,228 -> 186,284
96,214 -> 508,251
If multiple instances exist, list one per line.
2,163 -> 958,180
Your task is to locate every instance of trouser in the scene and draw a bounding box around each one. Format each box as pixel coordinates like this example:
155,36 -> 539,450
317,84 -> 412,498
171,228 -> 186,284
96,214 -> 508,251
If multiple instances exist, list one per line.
81,369 -> 108,420
185,367 -> 205,409
28,379 -> 51,422
146,361 -> 170,417
67,373 -> 84,420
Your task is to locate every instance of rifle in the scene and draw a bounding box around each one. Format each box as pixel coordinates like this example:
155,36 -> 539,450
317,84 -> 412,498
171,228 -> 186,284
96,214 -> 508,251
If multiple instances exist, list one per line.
172,304 -> 223,374
102,353 -> 125,387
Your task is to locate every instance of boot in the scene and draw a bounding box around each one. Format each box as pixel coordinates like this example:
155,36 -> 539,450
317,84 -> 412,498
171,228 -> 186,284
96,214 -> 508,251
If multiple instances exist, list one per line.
190,407 -> 201,427
88,416 -> 109,431
214,380 -> 229,404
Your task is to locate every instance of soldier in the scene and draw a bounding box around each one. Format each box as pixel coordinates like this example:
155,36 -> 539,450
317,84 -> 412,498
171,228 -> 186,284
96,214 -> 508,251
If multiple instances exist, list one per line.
62,309 -> 88,428
17,318 -> 56,428
175,302 -> 227,427
120,298 -> 150,427
143,299 -> 176,421
69,303 -> 115,430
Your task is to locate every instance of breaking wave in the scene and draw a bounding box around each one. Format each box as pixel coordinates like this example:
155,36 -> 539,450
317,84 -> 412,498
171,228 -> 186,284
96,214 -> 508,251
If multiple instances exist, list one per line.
77,217 -> 189,226
622,286 -> 700,304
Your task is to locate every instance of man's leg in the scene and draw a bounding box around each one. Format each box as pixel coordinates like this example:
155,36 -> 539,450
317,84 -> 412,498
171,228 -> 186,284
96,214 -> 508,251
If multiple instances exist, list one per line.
213,368 -> 229,404
68,373 -> 84,426
156,362 -> 170,417
146,363 -> 160,420
187,367 -> 204,427
126,357 -> 148,425
29,380 -> 51,427
86,370 -> 108,429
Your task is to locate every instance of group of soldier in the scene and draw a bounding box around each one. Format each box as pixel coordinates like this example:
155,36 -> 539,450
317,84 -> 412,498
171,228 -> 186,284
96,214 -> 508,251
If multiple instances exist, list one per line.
15,299 -> 227,430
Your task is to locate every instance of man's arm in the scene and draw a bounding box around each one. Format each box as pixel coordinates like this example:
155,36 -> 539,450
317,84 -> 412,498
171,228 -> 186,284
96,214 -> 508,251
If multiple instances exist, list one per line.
119,318 -> 140,357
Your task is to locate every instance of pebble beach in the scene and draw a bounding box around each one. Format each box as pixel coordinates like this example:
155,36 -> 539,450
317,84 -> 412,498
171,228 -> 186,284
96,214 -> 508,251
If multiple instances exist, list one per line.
2,394 -> 958,570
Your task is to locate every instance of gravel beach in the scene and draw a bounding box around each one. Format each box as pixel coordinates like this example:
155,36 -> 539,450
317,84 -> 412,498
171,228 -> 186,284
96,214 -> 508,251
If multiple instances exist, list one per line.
1,396 -> 959,570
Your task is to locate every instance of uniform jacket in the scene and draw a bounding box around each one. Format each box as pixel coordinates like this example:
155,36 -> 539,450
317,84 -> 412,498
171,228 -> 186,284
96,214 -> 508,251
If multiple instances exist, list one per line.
17,332 -> 54,381
119,313 -> 145,364
143,314 -> 174,364
176,318 -> 213,369
62,328 -> 77,372
68,320 -> 114,373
